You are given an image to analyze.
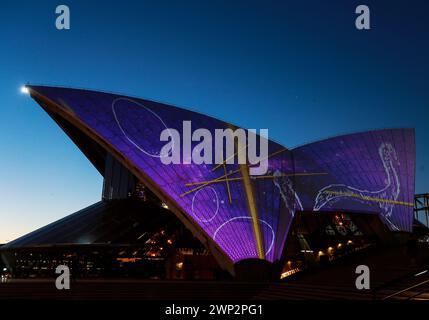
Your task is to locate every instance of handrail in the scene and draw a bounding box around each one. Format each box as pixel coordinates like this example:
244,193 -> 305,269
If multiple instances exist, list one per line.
381,278 -> 429,300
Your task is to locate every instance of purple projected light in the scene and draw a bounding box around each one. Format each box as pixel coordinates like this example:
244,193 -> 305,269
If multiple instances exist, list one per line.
292,129 -> 415,232
29,86 -> 296,263
28,86 -> 416,265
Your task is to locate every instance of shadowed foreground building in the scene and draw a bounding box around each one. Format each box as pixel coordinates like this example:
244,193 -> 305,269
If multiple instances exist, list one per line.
0,86 -> 416,281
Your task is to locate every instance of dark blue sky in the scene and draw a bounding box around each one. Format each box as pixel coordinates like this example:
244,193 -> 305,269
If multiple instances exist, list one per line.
0,0 -> 428,241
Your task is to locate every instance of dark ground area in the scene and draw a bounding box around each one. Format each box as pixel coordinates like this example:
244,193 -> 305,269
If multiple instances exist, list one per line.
0,243 -> 428,300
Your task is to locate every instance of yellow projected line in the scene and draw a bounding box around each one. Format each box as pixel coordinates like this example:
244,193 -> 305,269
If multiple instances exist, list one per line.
254,148 -> 289,164
324,191 -> 414,207
184,147 -> 293,197
211,144 -> 248,172
211,147 -> 289,172
180,169 -> 241,197
239,163 -> 265,259
223,163 -> 233,204
185,172 -> 328,187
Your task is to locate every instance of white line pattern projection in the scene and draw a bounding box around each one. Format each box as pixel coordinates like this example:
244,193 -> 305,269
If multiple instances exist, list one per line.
112,97 -> 174,158
191,186 -> 220,222
313,143 -> 401,230
213,216 -> 275,256
273,170 -> 303,217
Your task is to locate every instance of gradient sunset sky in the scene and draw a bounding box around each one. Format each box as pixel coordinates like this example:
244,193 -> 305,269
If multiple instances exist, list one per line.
0,0 -> 428,243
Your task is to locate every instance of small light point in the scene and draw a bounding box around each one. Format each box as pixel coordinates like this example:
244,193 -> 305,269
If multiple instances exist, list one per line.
20,86 -> 30,94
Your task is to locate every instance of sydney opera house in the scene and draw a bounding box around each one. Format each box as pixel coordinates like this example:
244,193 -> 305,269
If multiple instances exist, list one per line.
0,86 -> 416,281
